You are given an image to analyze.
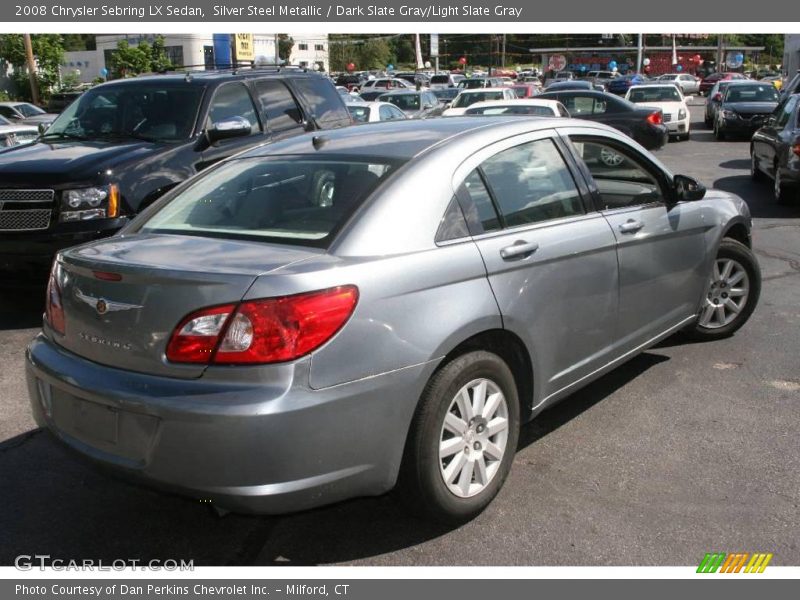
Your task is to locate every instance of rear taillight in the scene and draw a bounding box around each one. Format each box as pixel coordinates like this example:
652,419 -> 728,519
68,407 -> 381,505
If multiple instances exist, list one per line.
792,144 -> 800,157
166,286 -> 359,365
45,265 -> 65,335
646,111 -> 663,126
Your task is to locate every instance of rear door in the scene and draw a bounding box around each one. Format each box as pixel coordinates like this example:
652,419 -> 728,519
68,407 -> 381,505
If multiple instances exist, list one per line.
562,130 -> 708,355
454,131 -> 619,405
753,95 -> 799,175
290,77 -> 352,129
254,79 -> 307,141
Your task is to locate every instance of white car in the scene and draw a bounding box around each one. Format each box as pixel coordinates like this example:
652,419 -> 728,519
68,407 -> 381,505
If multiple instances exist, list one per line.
0,114 -> 38,147
656,73 -> 701,96
359,78 -> 412,92
626,84 -> 691,141
463,99 -> 570,117
347,101 -> 408,123
442,88 -> 518,116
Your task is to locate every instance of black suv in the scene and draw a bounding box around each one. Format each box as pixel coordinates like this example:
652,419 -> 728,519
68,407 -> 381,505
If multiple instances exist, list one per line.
0,69 -> 351,271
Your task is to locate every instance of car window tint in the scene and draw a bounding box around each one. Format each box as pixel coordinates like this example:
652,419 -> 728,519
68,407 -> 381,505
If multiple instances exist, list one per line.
460,170 -> 502,233
775,97 -> 798,128
254,80 -> 304,135
563,96 -> 594,115
0,106 -> 17,119
347,105 -> 369,123
389,106 -> 406,119
480,139 -> 584,227
570,138 -> 665,210
293,78 -> 348,127
379,105 -> 394,120
207,83 -> 260,134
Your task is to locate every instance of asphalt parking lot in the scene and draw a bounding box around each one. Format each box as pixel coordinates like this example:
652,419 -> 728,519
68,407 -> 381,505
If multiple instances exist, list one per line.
1,100 -> 798,567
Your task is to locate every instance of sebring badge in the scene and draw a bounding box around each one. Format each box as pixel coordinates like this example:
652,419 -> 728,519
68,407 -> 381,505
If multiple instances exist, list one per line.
74,289 -> 143,315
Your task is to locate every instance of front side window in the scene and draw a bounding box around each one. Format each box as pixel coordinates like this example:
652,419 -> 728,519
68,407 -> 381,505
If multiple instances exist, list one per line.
570,137 -> 665,210
207,83 -> 260,134
479,139 -> 584,227
17,103 -> 45,117
140,157 -> 400,248
774,96 -> 797,128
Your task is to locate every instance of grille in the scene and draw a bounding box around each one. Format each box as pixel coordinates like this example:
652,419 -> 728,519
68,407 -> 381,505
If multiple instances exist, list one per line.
663,114 -> 673,122
0,189 -> 54,203
0,209 -> 52,231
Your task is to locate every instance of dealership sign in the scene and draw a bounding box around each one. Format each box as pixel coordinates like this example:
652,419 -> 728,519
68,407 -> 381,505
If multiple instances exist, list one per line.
548,54 -> 567,71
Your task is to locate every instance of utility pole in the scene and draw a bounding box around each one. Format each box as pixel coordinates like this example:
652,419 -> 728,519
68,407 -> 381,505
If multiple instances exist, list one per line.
502,34 -> 506,68
23,34 -> 40,105
274,33 -> 279,66
636,33 -> 643,73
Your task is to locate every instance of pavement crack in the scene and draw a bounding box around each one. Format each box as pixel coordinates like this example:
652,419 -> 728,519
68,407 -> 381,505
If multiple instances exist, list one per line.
753,248 -> 800,274
0,428 -> 43,454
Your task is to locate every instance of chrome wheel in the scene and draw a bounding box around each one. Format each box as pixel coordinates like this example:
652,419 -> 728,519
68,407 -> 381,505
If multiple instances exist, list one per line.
599,147 -> 625,167
439,378 -> 509,498
699,258 -> 750,329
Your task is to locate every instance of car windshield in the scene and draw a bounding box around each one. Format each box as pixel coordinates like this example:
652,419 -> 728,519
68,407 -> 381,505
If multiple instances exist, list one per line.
16,103 -> 46,117
724,85 -> 779,103
430,75 -> 450,84
140,157 -> 401,248
347,105 -> 371,123
659,75 -> 678,81
466,105 -> 554,116
382,94 -> 420,110
452,91 -> 505,108
459,79 -> 487,89
512,87 -> 529,98
629,86 -> 682,102
43,83 -> 204,142
0,115 -> 11,126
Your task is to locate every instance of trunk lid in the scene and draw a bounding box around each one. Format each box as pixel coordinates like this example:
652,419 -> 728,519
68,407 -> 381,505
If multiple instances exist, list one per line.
53,233 -> 320,378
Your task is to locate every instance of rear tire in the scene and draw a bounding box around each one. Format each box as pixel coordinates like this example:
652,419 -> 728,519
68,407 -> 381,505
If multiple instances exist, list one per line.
685,239 -> 760,340
399,351 -> 520,523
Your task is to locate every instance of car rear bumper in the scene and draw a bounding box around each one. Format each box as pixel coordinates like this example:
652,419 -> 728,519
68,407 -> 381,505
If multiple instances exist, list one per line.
666,119 -> 690,135
26,333 -> 435,514
636,125 -> 669,150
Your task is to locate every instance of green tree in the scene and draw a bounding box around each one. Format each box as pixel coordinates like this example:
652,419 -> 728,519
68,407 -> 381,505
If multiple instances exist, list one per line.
278,34 -> 294,64
0,34 -> 64,99
356,38 -> 392,70
108,39 -> 150,78
149,36 -> 173,72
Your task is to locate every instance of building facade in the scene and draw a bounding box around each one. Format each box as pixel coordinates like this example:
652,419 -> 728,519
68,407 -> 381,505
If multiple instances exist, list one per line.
784,34 -> 800,77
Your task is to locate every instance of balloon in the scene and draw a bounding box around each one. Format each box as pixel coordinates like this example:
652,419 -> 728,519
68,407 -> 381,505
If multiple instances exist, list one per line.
612,66 -> 618,72
608,60 -> 617,70
676,64 -> 683,72
346,62 -> 355,72
100,67 -> 108,77
458,56 -> 467,65
735,53 -> 744,62
387,64 -> 394,71
424,61 -> 431,69
644,65 -> 651,73
642,58 -> 650,66
693,54 -> 702,64
580,65 -> 587,72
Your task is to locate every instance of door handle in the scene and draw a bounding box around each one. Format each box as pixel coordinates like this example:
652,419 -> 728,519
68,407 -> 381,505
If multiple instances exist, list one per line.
618,219 -> 644,234
499,240 -> 539,259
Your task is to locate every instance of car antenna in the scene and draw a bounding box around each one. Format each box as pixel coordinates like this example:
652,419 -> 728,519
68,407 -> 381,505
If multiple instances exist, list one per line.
312,135 -> 328,150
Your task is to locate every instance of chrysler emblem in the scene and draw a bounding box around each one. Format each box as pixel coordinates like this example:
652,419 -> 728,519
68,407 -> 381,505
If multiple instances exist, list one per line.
74,289 -> 143,315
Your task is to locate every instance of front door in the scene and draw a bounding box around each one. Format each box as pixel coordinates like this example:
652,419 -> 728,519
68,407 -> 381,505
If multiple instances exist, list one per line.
564,133 -> 708,354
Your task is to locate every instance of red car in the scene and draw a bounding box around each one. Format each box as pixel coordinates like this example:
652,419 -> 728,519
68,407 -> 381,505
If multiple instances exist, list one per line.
700,72 -> 747,96
511,83 -> 541,98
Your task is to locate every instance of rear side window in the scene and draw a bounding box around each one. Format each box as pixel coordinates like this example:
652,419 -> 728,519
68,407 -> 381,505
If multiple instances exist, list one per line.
292,78 -> 350,128
207,83 -> 260,134
254,80 -> 304,135
458,170 -> 502,233
480,139 -> 584,227
140,157 -> 401,248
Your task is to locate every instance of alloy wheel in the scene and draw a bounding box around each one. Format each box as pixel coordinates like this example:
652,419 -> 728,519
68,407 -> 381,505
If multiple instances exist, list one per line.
599,147 -> 625,167
698,258 -> 750,329
438,378 -> 509,498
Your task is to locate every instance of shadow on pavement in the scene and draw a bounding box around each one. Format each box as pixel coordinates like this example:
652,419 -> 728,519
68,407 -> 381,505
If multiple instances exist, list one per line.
713,175 -> 800,219
0,352 -> 669,566
0,278 -> 46,331
718,159 -> 750,170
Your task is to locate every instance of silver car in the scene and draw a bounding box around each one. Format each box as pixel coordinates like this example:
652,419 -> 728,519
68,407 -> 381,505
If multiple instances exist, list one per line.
27,117 -> 760,520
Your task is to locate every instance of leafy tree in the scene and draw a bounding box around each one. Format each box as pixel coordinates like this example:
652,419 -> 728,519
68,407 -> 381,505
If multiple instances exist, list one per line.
278,34 -> 294,63
108,40 -> 149,78
0,34 -> 64,99
149,36 -> 173,72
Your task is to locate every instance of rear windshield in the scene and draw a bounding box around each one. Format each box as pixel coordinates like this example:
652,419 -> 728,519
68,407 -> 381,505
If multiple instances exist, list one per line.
381,94 -> 420,110
629,86 -> 682,102
347,105 -> 371,122
430,75 -> 450,84
459,79 -> 487,89
452,91 -> 505,108
139,157 -> 400,248
724,85 -> 779,103
466,105 -> 554,116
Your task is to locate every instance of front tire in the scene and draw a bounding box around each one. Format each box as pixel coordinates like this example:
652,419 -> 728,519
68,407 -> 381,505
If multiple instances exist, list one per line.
686,239 -> 760,340
400,351 -> 520,522
714,120 -> 726,140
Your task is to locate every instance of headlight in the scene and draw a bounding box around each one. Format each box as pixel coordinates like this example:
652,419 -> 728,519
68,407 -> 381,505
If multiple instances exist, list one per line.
60,185 -> 119,222
678,108 -> 687,120
722,109 -> 737,119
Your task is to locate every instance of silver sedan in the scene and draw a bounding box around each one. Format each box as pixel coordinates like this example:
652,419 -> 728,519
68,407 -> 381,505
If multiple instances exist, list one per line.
27,117 -> 760,520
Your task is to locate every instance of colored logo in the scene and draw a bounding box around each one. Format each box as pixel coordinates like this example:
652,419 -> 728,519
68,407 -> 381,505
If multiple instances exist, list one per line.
697,552 -> 773,573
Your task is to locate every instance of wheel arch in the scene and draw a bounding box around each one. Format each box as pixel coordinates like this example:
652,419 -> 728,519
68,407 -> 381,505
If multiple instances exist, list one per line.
722,219 -> 752,249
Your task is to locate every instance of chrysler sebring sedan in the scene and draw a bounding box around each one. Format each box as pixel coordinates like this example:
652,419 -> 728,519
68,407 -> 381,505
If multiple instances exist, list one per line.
26,118 -> 760,520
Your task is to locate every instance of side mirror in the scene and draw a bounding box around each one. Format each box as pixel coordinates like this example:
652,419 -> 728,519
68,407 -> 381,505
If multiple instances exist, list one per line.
206,116 -> 251,145
673,174 -> 706,202
37,122 -> 48,135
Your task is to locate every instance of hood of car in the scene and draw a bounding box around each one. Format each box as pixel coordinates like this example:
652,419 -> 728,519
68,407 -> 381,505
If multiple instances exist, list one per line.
0,138 -> 170,184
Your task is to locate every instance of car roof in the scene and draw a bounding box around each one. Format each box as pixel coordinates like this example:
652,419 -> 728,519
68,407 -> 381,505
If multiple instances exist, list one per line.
240,116 -> 594,161
460,87 -> 509,93
90,69 -> 330,89
467,99 -> 562,108
378,90 -> 425,96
